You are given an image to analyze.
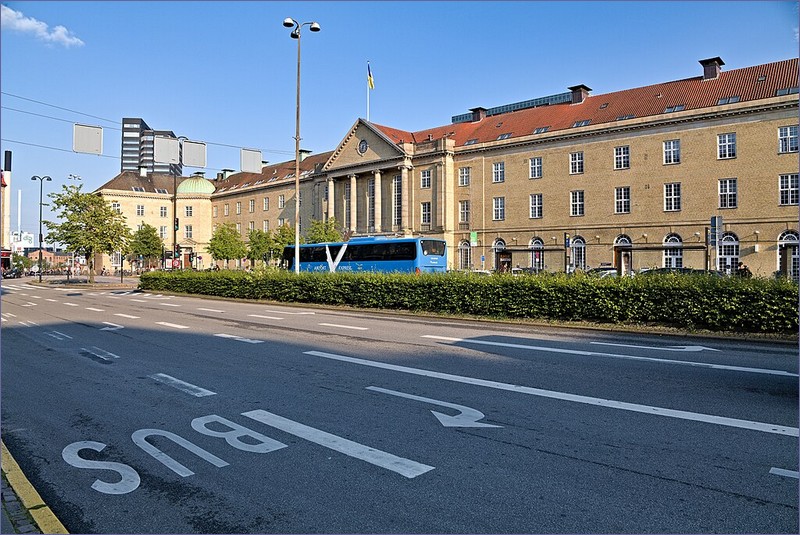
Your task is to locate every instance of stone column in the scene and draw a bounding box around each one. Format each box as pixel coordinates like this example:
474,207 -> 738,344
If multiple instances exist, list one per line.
327,177 -> 335,221
373,170 -> 382,233
349,174 -> 358,232
400,165 -> 411,235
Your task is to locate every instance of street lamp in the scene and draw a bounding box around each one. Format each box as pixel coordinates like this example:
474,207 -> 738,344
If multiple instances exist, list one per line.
31,175 -> 52,283
283,16 -> 320,273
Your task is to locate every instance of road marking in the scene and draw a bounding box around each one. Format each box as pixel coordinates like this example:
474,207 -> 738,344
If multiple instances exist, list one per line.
304,350 -> 799,437
422,335 -> 798,378
63,302 -> 79,307
149,373 -> 216,397
2,313 -> 17,318
769,467 -> 799,479
155,322 -> 189,329
100,322 -> 124,331
160,303 -> 181,307
319,323 -> 368,331
130,299 -> 146,303
46,331 -> 72,341
248,314 -> 283,320
86,307 -> 105,312
30,295 -> 41,299
262,309 -> 315,315
45,299 -> 57,302
213,333 -> 264,344
198,308 -> 224,313
20,302 -> 36,307
114,313 -> 140,319
80,346 -> 120,362
0,318 -> 5,323
367,386 -> 501,428
590,341 -> 719,352
242,409 -> 434,479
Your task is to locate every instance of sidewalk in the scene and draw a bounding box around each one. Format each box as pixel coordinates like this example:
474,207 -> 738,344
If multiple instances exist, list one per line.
0,442 -> 61,534
2,475 -> 42,534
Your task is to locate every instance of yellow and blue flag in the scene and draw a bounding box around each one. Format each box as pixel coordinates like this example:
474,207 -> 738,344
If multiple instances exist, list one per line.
367,63 -> 375,90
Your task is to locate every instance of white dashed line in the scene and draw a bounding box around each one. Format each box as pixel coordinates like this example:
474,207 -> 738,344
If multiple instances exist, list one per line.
198,308 -> 224,313
114,313 -> 140,319
248,314 -> 283,320
770,467 -> 799,479
319,323 -> 368,331
86,307 -> 105,312
149,373 -> 216,397
160,303 -> 181,307
156,322 -> 189,329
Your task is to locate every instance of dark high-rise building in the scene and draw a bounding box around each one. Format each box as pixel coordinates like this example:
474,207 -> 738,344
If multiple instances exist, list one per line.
121,118 -> 182,176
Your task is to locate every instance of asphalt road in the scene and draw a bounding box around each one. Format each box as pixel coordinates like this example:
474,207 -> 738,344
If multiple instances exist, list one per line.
1,279 -> 797,533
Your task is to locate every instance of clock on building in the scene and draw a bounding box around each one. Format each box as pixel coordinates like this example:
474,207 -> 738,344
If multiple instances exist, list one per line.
357,139 -> 368,154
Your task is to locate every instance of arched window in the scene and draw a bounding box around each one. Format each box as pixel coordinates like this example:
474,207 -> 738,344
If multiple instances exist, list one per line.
571,236 -> 586,271
458,240 -> 472,271
778,230 -> 799,281
492,238 -> 508,271
717,232 -> 739,274
614,234 -> 632,246
529,237 -> 545,272
663,233 -> 683,268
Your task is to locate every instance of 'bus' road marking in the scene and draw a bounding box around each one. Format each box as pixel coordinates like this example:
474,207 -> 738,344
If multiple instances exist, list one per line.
770,467 -> 799,479
114,313 -> 139,319
248,314 -> 283,320
241,409 -> 434,479
160,303 -> 181,307
156,322 -> 189,329
149,373 -> 216,397
304,350 -> 799,437
422,335 -> 798,378
86,307 -> 104,312
214,333 -> 264,344
198,308 -> 224,313
319,323 -> 368,331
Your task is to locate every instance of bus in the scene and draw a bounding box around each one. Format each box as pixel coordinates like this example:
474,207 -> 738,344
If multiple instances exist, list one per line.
282,236 -> 447,274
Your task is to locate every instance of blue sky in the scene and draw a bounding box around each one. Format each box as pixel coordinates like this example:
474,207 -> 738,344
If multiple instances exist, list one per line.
1,1 -> 798,239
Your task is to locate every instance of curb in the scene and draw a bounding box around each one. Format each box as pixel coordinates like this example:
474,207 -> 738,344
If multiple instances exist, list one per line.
1,441 -> 68,534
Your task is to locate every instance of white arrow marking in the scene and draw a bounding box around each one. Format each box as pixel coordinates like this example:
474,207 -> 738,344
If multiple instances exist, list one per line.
213,333 -> 263,344
100,322 -> 124,331
242,409 -> 434,478
769,467 -> 799,479
304,350 -> 799,437
366,386 -> 501,428
590,341 -> 719,352
422,336 -> 796,377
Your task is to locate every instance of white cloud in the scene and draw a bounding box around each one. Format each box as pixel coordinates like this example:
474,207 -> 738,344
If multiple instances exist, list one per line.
1,4 -> 84,47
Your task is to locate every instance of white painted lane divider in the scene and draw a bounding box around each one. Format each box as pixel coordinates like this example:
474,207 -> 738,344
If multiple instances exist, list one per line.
149,373 -> 216,397
304,350 -> 799,437
319,323 -> 368,331
213,333 -> 264,344
100,322 -> 124,331
86,307 -> 105,312
160,303 -> 181,307
590,341 -> 719,352
366,386 -> 501,428
261,309 -> 315,315
45,298 -> 57,302
80,347 -> 121,361
63,302 -> 79,307
20,302 -> 36,307
422,335 -> 798,378
198,308 -> 224,313
46,331 -> 73,341
155,322 -> 189,329
130,299 -> 146,303
248,314 -> 283,320
241,409 -> 434,479
769,467 -> 799,479
114,313 -> 140,319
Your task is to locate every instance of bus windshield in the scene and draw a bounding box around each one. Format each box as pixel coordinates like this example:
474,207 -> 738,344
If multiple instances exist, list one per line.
420,239 -> 446,256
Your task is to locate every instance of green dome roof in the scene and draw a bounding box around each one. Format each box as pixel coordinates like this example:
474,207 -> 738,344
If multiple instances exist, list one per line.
177,176 -> 216,195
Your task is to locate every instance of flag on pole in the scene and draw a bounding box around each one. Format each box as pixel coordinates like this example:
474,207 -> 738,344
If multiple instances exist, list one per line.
367,62 -> 375,90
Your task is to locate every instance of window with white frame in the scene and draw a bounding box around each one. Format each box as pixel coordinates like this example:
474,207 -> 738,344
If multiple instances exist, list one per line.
213,206 -> 218,218
614,186 -> 631,214
263,220 -> 269,232
185,206 -> 193,217
159,226 -> 167,239
719,178 -> 737,208
530,238 -> 545,271
779,125 -> 798,153
570,152 -> 584,174
614,146 -> 630,170
663,234 -> 683,268
160,206 -> 168,217
248,221 -> 255,232
529,193 -> 542,219
779,173 -> 799,206
367,178 -> 375,230
421,170 -> 431,189
224,204 -> 229,216
529,157 -> 542,179
278,195 -> 285,209
249,199 -> 255,213
421,202 -> 431,225
278,218 -> 285,227
111,201 -> 121,214
717,133 -> 737,159
493,197 -> 505,220
185,225 -> 193,239
263,197 -> 269,211
458,241 -> 471,270
717,232 -> 739,273
570,190 -> 585,216
136,205 -> 145,217
663,139 -> 681,164
459,200 -> 470,224
458,167 -> 471,186
492,162 -> 505,183
236,202 -> 242,215
664,182 -> 681,211
778,230 -> 800,282
392,175 -> 402,227
571,237 -> 586,271
236,223 -> 241,234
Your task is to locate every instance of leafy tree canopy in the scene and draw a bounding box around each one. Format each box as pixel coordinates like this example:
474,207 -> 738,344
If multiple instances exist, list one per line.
207,223 -> 247,267
129,223 -> 164,266
304,217 -> 342,244
247,229 -> 273,265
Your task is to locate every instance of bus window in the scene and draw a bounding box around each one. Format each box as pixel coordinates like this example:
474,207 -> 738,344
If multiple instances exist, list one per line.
421,240 -> 445,256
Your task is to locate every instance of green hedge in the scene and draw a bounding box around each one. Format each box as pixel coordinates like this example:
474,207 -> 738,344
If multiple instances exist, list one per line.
139,270 -> 799,334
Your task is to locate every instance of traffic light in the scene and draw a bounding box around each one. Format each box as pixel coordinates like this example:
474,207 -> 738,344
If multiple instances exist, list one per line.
175,245 -> 181,256
174,217 -> 179,231
189,252 -> 195,264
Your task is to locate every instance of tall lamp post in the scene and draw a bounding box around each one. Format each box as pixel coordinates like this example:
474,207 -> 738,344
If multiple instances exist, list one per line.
31,175 -> 52,283
283,17 -> 320,273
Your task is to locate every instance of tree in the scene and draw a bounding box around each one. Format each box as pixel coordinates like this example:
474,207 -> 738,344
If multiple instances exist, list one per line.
268,223 -> 297,262
44,184 -> 132,283
129,223 -> 164,270
247,229 -> 273,267
207,223 -> 247,269
12,253 -> 32,271
304,217 -> 342,244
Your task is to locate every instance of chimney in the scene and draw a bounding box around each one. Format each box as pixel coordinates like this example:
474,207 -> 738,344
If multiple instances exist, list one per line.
138,165 -> 147,178
568,84 -> 592,104
470,107 -> 487,122
299,149 -> 312,162
699,57 -> 725,80
221,168 -> 234,180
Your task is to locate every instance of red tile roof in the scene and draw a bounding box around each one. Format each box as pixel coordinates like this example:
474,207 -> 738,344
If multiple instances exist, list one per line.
215,150 -> 335,194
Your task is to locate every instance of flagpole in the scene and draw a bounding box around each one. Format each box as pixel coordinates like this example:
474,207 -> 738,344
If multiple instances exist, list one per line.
366,61 -> 371,121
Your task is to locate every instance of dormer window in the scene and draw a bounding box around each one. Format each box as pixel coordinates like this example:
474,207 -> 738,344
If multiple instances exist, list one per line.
599,103 -> 609,109
155,188 -> 168,194
664,105 -> 686,113
616,114 -> 635,121
465,138 -> 478,145
131,186 -> 145,192
572,119 -> 590,128
533,126 -> 550,134
717,96 -> 740,105
777,87 -> 799,96
497,133 -> 512,140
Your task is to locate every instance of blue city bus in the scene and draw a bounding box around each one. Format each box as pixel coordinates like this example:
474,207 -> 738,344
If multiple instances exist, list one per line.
282,236 -> 447,274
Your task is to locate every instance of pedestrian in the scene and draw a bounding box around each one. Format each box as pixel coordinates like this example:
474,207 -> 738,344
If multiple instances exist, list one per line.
737,262 -> 752,278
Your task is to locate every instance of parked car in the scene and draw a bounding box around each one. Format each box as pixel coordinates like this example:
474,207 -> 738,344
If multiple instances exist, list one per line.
586,266 -> 618,278
3,267 -> 22,279
470,270 -> 493,276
